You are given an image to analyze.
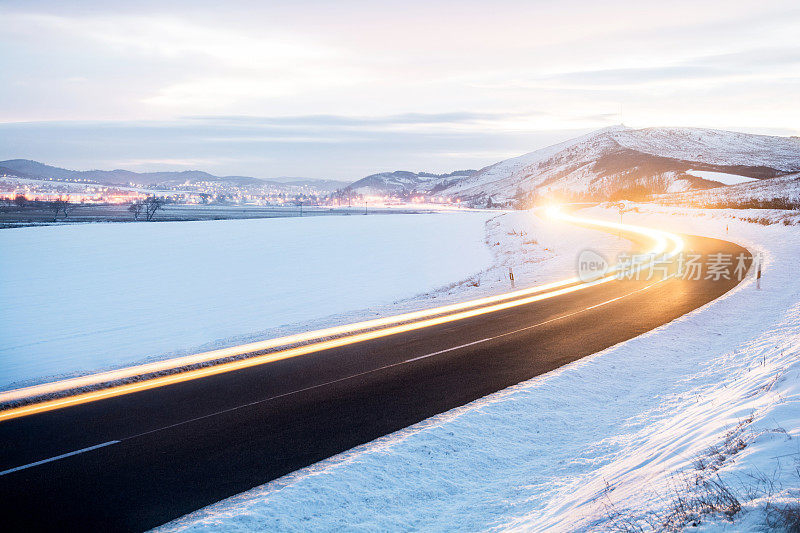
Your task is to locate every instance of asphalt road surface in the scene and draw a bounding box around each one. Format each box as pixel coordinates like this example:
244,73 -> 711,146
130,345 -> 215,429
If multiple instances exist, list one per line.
0,231 -> 750,531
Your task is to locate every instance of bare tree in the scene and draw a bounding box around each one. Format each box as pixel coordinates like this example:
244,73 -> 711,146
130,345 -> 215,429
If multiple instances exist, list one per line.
144,196 -> 163,221
14,194 -> 27,208
128,201 -> 144,220
51,197 -> 71,221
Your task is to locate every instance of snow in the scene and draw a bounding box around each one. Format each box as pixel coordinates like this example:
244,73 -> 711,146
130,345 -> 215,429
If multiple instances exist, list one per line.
685,169 -> 759,185
158,205 -> 800,532
666,176 -> 694,193
658,172 -> 800,210
439,127 -> 800,202
348,170 -> 474,196
0,209 -> 628,393
0,213 -> 497,391
611,127 -> 800,171
0,176 -> 99,190
441,126 -> 626,199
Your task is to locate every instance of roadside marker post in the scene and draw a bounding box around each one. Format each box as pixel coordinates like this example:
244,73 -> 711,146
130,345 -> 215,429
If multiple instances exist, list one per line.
509,266 -> 515,289
756,253 -> 762,290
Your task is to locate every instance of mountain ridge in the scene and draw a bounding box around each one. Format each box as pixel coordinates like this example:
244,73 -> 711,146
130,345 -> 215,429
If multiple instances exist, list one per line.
0,159 -> 350,191
347,169 -> 477,196
4,126 -> 798,203
436,126 -> 800,204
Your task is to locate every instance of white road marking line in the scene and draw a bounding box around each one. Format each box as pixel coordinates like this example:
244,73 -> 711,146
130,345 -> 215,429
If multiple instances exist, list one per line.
0,440 -> 120,477
405,337 -> 496,363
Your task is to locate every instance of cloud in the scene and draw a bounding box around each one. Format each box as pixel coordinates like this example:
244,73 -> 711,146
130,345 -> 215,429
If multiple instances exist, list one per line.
5,13 -> 342,69
0,117 -> 594,178
1,12 -> 369,115
692,46 -> 800,71
486,45 -> 800,91
110,157 -> 229,169
546,65 -> 729,87
1,0 -> 799,169
185,112 -> 544,128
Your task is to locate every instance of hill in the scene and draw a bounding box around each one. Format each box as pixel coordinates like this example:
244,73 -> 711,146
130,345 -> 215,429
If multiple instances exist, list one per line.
0,159 -> 348,192
435,126 -> 800,205
347,170 -> 476,196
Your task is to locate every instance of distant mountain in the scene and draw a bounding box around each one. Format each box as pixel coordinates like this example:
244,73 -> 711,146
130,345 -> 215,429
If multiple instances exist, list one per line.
347,170 -> 476,195
0,164 -> 39,180
0,159 -> 346,192
0,159 -> 249,185
0,160 -> 87,180
434,126 -> 800,204
6,126 -> 798,204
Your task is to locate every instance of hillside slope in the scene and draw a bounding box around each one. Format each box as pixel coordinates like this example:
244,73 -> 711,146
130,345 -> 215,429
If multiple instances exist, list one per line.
438,126 -> 800,204
656,172 -> 800,209
347,170 -> 475,196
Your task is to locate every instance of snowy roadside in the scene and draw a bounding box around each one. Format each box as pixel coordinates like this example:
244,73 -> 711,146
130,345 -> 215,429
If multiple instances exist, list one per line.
0,210 -> 626,392
564,204 -> 800,532
158,205 -> 799,532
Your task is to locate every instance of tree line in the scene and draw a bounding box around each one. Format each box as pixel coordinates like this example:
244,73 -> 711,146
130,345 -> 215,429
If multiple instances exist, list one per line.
10,194 -> 164,221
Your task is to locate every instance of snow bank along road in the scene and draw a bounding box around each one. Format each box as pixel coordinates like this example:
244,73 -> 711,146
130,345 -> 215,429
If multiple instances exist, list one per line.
0,210 -> 750,531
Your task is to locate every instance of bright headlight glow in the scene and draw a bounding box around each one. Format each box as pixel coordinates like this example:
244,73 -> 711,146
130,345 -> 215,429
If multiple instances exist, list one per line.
544,205 -> 562,218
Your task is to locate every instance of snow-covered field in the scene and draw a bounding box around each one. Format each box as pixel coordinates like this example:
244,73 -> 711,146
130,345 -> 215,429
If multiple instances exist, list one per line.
0,210 -> 627,392
0,213 -> 493,390
159,205 -> 800,532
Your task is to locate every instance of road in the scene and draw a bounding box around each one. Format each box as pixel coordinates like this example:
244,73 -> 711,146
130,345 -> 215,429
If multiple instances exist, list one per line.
0,213 -> 750,531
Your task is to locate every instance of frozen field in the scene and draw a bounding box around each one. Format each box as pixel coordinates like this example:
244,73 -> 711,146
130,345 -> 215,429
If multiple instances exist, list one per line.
0,209 -> 628,392
160,205 -> 800,532
0,213 -> 499,390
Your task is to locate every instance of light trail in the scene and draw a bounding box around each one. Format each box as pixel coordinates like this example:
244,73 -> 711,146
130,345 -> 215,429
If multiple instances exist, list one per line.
0,273 -> 674,478
0,208 -> 684,421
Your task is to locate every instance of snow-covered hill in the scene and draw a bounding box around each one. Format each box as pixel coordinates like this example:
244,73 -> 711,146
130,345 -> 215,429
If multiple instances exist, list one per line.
347,170 -> 475,196
656,172 -> 800,209
437,126 -> 800,205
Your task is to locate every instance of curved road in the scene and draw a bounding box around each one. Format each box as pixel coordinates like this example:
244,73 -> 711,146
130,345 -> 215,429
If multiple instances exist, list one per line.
0,213 -> 750,531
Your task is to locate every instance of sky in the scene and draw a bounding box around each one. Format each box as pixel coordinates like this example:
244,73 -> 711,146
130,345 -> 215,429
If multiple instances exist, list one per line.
1,0 -> 799,179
